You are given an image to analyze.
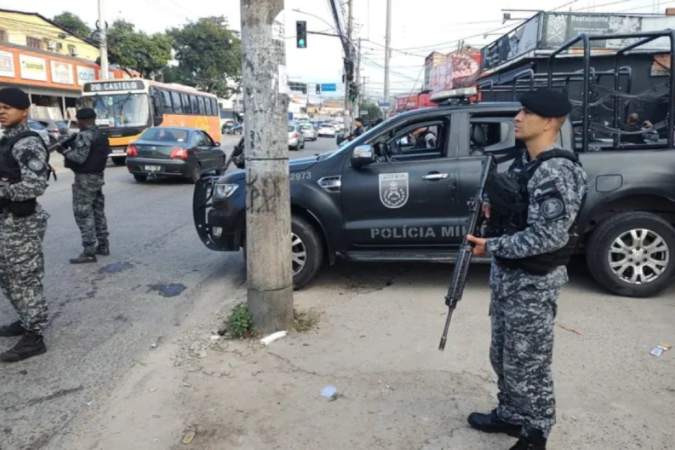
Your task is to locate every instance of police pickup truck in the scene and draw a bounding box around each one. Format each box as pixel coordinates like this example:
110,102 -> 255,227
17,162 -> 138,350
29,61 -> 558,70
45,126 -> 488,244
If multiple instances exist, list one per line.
192,99 -> 675,298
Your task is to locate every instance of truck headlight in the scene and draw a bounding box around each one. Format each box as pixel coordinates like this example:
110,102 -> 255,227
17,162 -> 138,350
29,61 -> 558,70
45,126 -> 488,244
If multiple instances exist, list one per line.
213,183 -> 238,199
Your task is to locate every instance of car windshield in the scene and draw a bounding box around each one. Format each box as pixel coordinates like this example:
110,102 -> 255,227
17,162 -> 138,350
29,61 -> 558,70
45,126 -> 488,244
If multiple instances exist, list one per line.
27,121 -> 44,130
300,124 -> 312,130
320,124 -> 332,129
288,126 -> 295,132
78,93 -> 150,128
54,121 -> 69,131
139,127 -> 189,143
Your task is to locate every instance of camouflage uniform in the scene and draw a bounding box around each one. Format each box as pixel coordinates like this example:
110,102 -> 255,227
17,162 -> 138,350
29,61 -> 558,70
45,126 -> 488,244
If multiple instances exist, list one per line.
484,145 -> 588,438
62,125 -> 109,254
0,124 -> 50,334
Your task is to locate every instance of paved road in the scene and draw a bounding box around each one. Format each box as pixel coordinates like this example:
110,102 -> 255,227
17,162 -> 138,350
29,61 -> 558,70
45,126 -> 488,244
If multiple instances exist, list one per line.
0,135 -> 338,449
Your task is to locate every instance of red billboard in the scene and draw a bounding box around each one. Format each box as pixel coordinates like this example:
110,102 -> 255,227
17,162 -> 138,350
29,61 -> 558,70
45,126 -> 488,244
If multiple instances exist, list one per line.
428,50 -> 482,93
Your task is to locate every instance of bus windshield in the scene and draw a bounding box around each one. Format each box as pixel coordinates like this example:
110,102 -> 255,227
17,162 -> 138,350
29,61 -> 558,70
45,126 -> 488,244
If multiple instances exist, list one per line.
78,93 -> 150,128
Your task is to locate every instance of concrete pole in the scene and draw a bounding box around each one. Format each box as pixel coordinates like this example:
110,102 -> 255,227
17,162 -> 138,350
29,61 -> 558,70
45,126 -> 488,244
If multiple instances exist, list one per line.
97,0 -> 109,80
384,0 -> 391,117
344,0 -> 353,132
241,0 -> 294,333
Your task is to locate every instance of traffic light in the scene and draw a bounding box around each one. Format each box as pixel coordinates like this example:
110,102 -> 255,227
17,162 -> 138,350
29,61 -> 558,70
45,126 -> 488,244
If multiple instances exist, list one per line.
348,82 -> 358,102
296,21 -> 307,48
316,84 -> 321,95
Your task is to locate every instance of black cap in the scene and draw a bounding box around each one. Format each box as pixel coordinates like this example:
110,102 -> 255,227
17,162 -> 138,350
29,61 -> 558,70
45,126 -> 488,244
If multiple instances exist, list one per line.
0,87 -> 30,110
520,89 -> 572,118
355,117 -> 363,122
76,108 -> 96,120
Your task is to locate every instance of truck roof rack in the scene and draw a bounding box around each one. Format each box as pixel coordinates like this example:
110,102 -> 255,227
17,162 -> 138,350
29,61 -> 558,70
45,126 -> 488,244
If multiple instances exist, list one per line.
549,30 -> 675,151
478,29 -> 675,152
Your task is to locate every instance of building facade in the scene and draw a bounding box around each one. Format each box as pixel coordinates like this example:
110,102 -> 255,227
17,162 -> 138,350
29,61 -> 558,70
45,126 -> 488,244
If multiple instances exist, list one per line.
0,9 -> 131,121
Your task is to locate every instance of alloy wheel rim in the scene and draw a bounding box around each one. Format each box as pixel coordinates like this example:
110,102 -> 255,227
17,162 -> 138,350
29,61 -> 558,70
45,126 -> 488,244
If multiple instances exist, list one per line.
291,232 -> 307,275
608,228 -> 670,284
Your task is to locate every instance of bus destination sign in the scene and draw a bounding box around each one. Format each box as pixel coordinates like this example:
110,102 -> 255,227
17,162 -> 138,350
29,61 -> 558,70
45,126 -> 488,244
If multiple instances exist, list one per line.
83,80 -> 145,93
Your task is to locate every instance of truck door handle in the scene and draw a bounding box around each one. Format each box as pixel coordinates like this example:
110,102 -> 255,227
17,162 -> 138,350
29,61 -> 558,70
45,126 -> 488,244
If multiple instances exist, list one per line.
423,172 -> 448,181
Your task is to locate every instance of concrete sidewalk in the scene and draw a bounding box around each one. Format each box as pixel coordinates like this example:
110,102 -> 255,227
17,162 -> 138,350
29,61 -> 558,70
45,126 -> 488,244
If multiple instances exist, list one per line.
59,262 -> 675,450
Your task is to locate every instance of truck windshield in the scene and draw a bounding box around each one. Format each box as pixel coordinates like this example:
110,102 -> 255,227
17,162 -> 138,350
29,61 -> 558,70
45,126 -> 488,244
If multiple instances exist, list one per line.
78,93 -> 150,128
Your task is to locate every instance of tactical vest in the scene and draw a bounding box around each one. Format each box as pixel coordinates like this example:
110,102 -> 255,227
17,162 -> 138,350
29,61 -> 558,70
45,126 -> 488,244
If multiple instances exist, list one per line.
65,128 -> 111,174
0,131 -> 55,216
485,149 -> 586,276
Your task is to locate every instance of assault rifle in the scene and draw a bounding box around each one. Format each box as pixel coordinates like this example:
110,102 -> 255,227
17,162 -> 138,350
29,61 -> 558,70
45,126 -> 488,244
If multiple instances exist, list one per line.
48,133 -> 77,153
438,154 -> 497,351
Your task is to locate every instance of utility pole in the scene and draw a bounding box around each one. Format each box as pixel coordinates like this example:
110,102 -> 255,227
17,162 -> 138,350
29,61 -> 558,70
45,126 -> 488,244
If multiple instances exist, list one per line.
384,0 -> 392,117
240,0 -> 294,333
354,37 -> 362,119
344,0 -> 353,133
97,0 -> 109,79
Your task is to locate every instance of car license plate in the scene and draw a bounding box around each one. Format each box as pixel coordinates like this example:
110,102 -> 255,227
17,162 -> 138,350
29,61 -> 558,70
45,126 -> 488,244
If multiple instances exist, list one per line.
145,165 -> 161,172
112,148 -> 125,153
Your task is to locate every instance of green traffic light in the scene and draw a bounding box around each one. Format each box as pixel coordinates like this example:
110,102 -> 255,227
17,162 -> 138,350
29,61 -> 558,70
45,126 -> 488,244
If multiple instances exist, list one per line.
298,39 -> 305,47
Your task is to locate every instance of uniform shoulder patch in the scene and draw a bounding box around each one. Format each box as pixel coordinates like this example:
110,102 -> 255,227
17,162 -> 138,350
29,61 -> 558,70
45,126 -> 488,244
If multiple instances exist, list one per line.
27,158 -> 45,172
533,179 -> 568,222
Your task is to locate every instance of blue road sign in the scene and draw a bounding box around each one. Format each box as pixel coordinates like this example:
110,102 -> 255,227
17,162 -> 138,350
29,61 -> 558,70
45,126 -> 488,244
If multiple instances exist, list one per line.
320,83 -> 337,92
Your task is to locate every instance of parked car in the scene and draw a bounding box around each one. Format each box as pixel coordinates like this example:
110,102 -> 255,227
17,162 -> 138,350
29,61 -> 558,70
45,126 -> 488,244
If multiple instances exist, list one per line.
125,126 -> 225,184
288,124 -> 306,150
299,122 -> 317,141
318,123 -> 336,138
35,119 -> 72,144
26,120 -> 50,146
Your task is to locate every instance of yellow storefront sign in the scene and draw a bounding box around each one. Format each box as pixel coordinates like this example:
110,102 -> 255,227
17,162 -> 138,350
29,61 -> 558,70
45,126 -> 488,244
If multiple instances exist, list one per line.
19,54 -> 47,82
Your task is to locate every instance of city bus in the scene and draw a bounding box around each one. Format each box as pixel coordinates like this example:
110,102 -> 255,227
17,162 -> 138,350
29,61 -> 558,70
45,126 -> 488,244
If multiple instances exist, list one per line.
78,79 -> 222,165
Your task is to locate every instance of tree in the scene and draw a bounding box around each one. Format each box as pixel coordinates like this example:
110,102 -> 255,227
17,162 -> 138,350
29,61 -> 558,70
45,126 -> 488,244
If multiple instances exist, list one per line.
168,16 -> 241,97
53,12 -> 91,41
106,20 -> 172,78
359,100 -> 384,121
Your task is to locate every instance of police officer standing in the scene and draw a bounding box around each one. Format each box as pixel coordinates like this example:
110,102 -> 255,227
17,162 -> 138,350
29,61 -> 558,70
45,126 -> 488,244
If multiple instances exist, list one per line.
57,108 -> 110,264
0,87 -> 51,363
466,90 -> 588,450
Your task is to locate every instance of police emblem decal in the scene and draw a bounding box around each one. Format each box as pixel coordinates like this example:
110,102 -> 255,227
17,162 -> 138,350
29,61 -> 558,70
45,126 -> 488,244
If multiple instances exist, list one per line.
540,197 -> 564,219
379,173 -> 409,209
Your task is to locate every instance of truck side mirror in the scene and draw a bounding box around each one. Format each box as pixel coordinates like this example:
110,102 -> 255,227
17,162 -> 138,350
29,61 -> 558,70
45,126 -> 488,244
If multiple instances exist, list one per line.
351,144 -> 376,168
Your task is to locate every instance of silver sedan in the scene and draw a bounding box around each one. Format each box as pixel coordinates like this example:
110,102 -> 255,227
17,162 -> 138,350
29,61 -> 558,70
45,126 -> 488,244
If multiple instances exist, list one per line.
299,123 -> 317,141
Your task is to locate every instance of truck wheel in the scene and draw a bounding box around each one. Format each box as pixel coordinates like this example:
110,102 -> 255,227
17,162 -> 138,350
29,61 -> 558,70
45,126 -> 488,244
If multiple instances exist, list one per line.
586,211 -> 675,298
291,215 -> 324,289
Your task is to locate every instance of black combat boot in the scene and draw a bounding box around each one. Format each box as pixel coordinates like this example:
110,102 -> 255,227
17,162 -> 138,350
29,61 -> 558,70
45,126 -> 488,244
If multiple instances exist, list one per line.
467,409 -> 521,438
0,321 -> 27,337
95,244 -> 110,256
0,332 -> 47,363
70,250 -> 97,264
510,429 -> 547,450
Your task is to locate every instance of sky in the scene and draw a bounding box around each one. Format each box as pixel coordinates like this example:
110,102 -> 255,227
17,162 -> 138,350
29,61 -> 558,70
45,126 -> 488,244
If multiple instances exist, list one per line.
7,0 -> 674,102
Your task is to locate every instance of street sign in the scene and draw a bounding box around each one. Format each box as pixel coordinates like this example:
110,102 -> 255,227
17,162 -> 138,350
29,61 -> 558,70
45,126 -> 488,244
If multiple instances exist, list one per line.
320,83 -> 337,92
378,101 -> 390,108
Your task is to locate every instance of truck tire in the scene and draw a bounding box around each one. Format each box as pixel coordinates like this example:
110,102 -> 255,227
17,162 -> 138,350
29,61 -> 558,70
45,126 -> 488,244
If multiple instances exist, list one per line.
291,215 -> 324,290
586,211 -> 675,298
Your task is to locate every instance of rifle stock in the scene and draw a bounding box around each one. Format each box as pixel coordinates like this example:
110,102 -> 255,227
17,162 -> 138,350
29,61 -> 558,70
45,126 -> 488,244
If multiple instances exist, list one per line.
439,154 -> 497,351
